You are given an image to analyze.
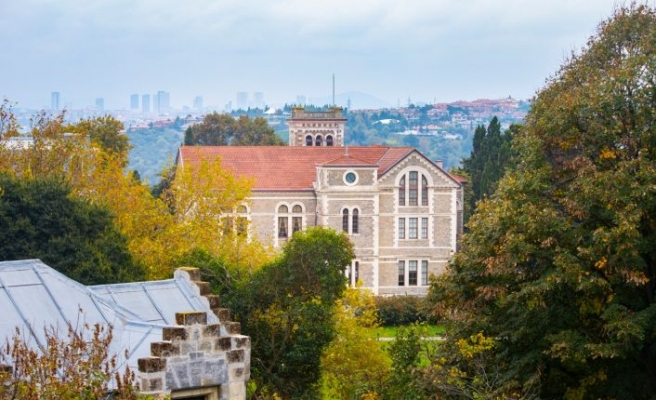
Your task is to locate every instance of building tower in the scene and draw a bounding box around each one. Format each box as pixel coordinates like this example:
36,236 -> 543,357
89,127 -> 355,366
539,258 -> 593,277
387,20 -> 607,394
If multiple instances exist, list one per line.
142,94 -> 150,113
287,107 -> 346,147
51,92 -> 60,111
130,94 -> 139,110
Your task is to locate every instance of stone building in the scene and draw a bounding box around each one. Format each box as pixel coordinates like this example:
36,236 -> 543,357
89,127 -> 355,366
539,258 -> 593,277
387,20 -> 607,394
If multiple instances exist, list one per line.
0,259 -> 250,400
177,108 -> 465,296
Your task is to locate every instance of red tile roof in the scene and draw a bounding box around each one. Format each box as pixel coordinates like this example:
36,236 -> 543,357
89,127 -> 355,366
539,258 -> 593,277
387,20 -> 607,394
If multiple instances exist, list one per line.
178,146 -> 458,190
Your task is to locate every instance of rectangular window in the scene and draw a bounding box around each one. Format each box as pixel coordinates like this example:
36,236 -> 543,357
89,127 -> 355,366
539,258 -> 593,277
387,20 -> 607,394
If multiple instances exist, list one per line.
421,218 -> 428,239
421,260 -> 428,286
409,218 -> 418,239
278,217 -> 288,238
398,218 -> 405,239
292,216 -> 302,234
421,176 -> 428,206
409,171 -> 418,206
352,210 -> 359,234
342,210 -> 349,232
399,176 -> 406,206
398,261 -> 405,286
354,261 -> 359,284
409,260 -> 418,286
222,217 -> 233,236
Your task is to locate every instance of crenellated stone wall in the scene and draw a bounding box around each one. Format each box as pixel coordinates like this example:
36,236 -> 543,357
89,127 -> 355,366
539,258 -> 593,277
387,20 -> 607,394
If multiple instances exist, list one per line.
138,269 -> 250,400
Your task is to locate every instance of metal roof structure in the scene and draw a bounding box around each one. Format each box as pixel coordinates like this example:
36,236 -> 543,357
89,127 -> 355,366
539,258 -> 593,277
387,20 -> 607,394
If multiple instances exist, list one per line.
0,259 -> 218,383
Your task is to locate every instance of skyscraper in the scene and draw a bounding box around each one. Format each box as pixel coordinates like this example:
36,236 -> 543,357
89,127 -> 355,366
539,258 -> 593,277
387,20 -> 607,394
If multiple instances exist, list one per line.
154,91 -> 170,114
95,98 -> 104,111
253,92 -> 264,109
130,94 -> 139,110
51,92 -> 60,111
142,94 -> 150,113
193,96 -> 203,110
236,92 -> 248,110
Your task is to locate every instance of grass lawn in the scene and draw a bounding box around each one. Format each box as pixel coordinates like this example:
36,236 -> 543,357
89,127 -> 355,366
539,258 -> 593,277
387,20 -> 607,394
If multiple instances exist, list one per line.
369,324 -> 445,339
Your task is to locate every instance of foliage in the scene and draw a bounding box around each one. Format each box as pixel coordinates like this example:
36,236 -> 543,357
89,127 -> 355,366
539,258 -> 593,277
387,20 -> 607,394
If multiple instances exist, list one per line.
381,324 -> 435,400
461,117 -> 518,224
184,113 -> 284,146
232,227 -> 354,399
0,173 -> 145,285
429,4 -> 656,399
320,286 -> 391,399
0,322 -> 138,400
0,99 -> 20,140
66,115 -> 131,165
0,110 -> 270,280
374,296 -> 435,326
126,127 -> 182,186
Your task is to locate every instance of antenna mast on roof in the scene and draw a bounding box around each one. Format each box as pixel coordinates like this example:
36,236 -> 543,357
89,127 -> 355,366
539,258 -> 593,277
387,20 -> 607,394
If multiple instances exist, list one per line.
332,73 -> 335,107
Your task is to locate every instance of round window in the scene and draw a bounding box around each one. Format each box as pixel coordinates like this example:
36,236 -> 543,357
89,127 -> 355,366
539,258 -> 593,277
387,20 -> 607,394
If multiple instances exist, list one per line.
345,172 -> 357,184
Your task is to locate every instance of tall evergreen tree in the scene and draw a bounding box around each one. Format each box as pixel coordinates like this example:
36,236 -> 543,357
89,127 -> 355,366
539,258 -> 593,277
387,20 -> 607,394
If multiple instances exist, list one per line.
462,117 -> 518,223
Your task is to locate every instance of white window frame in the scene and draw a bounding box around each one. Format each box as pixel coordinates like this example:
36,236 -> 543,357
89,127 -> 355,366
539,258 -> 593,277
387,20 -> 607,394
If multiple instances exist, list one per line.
398,259 -> 430,286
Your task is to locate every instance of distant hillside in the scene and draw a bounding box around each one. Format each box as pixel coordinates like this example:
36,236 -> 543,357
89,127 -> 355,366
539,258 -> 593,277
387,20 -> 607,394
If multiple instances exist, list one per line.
127,128 -> 182,185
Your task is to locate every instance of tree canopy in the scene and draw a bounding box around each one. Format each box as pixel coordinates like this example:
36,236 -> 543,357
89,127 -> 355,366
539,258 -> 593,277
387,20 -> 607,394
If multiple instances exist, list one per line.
184,113 -> 284,146
231,227 -> 354,399
0,173 -> 145,285
430,5 -> 656,399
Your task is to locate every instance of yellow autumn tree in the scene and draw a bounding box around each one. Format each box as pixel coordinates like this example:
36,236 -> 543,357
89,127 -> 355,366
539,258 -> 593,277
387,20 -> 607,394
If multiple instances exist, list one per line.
319,285 -> 391,399
166,158 -> 272,274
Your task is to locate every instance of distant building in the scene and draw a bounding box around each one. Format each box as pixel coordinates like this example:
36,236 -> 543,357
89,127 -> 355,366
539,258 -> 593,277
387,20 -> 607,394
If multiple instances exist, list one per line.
193,96 -> 203,110
155,90 -> 170,114
95,97 -> 104,112
142,94 -> 150,113
253,92 -> 264,109
236,92 -> 248,110
176,107 -> 465,296
130,94 -> 140,110
51,92 -> 60,111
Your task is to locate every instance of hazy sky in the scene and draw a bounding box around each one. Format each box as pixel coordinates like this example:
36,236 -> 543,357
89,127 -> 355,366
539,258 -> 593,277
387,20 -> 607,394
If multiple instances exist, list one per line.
0,0 -> 626,110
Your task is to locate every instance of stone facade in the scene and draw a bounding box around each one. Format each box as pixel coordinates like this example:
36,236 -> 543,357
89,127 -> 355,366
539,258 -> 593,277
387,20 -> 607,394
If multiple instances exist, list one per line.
138,268 -> 250,400
177,109 -> 465,296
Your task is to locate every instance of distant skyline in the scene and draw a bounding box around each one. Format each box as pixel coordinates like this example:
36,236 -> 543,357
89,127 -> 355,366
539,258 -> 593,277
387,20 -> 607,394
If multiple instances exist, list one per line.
0,0 -> 628,110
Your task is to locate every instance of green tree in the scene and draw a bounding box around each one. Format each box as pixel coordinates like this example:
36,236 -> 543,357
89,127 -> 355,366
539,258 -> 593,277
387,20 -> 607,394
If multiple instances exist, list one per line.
461,117 -> 518,223
184,113 -> 283,146
67,115 -> 131,164
430,4 -> 656,399
232,227 -> 354,399
0,174 -> 145,285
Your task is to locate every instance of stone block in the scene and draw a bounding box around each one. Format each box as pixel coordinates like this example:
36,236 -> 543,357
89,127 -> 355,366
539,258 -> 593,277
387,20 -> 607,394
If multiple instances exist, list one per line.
214,308 -> 231,321
151,341 -> 180,357
227,349 -> 245,363
234,337 -> 250,349
203,324 -> 221,337
216,336 -> 232,351
177,267 -> 201,281
138,357 -> 167,373
206,294 -> 221,308
225,322 -> 241,334
193,281 -> 211,295
176,311 -> 207,325
163,326 -> 187,341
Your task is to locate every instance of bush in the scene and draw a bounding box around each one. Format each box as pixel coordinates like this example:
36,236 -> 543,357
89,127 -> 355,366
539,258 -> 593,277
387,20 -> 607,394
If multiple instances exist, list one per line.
374,296 -> 435,326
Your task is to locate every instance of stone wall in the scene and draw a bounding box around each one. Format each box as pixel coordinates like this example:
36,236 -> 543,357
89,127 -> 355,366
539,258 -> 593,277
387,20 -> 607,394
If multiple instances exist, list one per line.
138,269 -> 250,400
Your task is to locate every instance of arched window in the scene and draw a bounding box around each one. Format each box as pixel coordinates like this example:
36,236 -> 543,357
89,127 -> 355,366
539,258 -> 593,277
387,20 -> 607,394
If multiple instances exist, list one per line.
399,171 -> 430,207
315,135 -> 323,146
326,135 -> 334,146
352,209 -> 359,234
422,175 -> 428,206
305,135 -> 313,146
342,209 -> 349,232
236,205 -> 248,236
292,205 -> 303,234
409,171 -> 418,206
278,205 -> 289,238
